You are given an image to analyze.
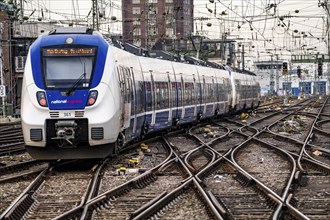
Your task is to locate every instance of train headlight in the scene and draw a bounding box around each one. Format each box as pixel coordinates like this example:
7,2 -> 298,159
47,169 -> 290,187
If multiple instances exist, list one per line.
86,90 -> 98,106
65,37 -> 74,44
36,91 -> 48,107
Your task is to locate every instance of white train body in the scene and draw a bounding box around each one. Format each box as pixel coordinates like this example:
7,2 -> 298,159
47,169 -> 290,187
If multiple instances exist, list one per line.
21,28 -> 260,159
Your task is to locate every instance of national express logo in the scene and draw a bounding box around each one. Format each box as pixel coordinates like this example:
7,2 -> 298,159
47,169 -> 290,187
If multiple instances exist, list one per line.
51,99 -> 83,104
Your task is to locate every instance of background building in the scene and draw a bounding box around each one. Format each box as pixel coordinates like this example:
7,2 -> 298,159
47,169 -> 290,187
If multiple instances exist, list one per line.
122,0 -> 193,50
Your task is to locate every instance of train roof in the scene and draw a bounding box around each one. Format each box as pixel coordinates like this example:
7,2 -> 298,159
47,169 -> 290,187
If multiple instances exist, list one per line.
45,28 -> 256,76
48,27 -> 94,35
108,38 -> 256,76
110,39 -> 229,70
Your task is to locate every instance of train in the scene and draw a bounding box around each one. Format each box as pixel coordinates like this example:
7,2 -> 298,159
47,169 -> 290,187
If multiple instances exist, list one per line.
21,27 -> 261,160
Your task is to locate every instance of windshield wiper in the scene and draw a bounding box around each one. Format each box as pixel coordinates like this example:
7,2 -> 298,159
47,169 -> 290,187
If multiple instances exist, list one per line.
66,72 -> 86,96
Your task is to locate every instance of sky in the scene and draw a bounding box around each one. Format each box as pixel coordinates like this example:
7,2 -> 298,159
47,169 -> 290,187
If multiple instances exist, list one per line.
21,0 -> 329,62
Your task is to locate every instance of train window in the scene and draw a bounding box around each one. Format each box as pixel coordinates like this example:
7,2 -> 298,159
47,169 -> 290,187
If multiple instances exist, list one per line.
42,47 -> 96,89
184,82 -> 193,106
209,83 -> 214,103
211,78 -> 215,103
145,81 -> 153,111
205,83 -> 210,103
225,79 -> 231,96
205,83 -> 209,103
191,83 -> 196,105
202,78 -> 207,103
124,68 -> 131,104
171,82 -> 177,108
177,81 -> 182,107
128,69 -> 135,115
235,79 -> 240,95
196,82 -> 201,104
155,82 -> 169,110
155,82 -> 161,110
218,83 -> 223,101
215,83 -> 220,102
207,83 -> 212,103
137,81 -> 145,113
165,83 -> 169,108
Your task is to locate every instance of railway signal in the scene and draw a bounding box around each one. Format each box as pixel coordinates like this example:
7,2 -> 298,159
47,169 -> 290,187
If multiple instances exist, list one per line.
317,61 -> 323,76
282,62 -> 288,75
0,85 -> 6,97
297,66 -> 302,79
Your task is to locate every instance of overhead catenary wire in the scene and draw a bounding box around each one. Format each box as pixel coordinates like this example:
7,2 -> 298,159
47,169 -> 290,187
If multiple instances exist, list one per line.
12,0 -> 329,58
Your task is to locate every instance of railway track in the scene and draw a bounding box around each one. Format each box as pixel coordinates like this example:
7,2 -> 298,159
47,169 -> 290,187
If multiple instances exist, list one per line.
0,122 -> 25,156
232,139 -> 293,196
88,157 -> 190,220
1,95 -> 330,219
166,131 -> 201,155
287,158 -> 330,219
199,159 -> 277,219
98,137 -> 171,195
209,131 -> 247,155
129,178 -> 223,220
185,147 -> 215,174
0,160 -> 98,219
0,123 -> 23,145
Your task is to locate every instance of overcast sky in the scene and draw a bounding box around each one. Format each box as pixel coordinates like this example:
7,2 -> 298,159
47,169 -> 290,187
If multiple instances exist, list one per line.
22,0 -> 329,61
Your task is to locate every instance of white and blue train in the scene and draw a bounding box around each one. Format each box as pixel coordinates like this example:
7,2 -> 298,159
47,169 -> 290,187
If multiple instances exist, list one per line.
21,28 -> 261,160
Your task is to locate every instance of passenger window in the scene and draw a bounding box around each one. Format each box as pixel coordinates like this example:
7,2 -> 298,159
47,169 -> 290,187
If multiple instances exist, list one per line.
155,82 -> 161,110
177,81 -> 182,107
171,82 -> 177,108
163,82 -> 169,108
138,81 -> 145,113
184,82 -> 193,106
145,81 -> 152,111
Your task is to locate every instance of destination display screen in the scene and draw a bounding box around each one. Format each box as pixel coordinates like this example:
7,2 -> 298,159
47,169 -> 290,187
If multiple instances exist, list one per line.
42,47 -> 96,56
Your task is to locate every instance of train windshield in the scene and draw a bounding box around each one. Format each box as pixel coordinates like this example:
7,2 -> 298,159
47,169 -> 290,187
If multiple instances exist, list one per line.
42,47 -> 96,90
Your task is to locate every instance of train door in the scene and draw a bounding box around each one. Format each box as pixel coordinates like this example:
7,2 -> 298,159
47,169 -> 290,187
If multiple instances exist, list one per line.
241,77 -> 247,110
117,66 -> 136,142
195,74 -> 202,119
193,74 -> 199,118
211,76 -> 216,115
182,75 -> 195,124
167,73 -> 173,124
123,68 -> 132,128
171,72 -> 179,125
150,73 -> 156,127
128,67 -> 137,140
142,71 -> 154,134
202,75 -> 207,117
179,74 -> 185,122
134,70 -> 146,138
203,75 -> 215,118
153,72 -> 170,131
234,79 -> 241,110
117,66 -> 125,126
177,75 -> 184,124
219,77 -> 226,114
117,66 -> 133,130
227,78 -> 233,112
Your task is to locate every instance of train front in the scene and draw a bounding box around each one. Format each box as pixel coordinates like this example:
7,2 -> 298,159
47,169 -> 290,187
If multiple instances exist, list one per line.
21,28 -> 121,160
